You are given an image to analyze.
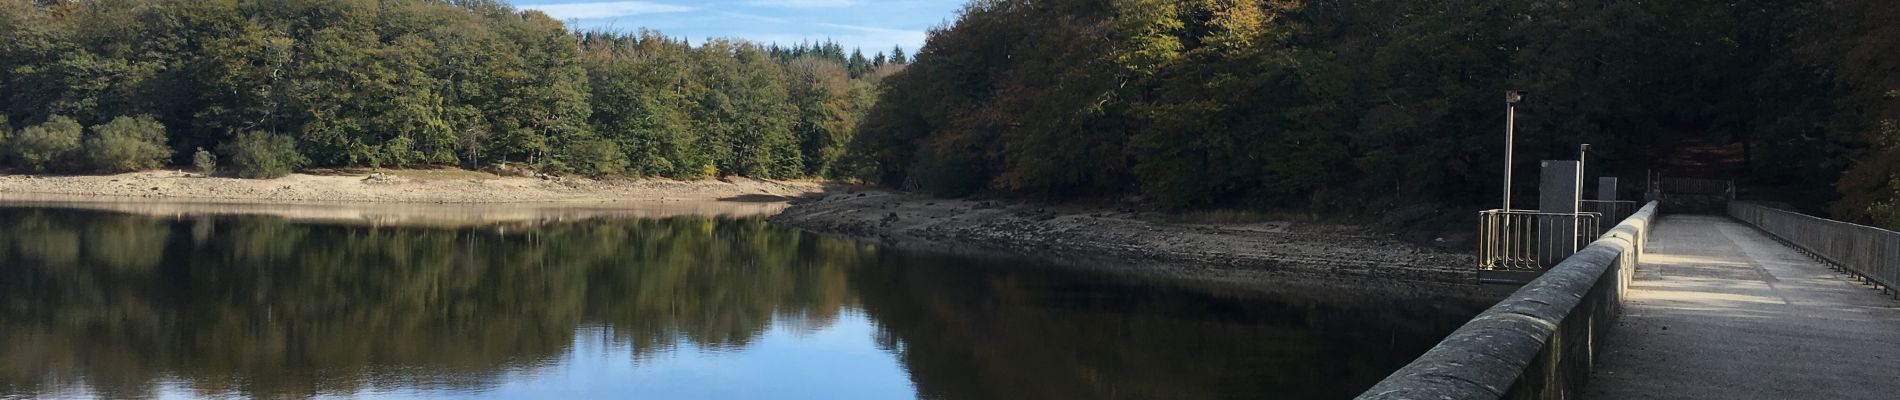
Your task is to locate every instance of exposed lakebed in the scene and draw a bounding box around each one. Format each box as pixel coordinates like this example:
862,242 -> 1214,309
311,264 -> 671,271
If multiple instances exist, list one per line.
0,203 -> 1484,399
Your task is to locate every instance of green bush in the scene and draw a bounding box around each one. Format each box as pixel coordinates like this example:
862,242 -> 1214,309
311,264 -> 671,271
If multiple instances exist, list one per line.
558,137 -> 630,177
11,116 -> 84,172
193,147 -> 217,175
380,136 -> 420,168
83,115 -> 172,173
222,131 -> 307,179
0,115 -> 12,165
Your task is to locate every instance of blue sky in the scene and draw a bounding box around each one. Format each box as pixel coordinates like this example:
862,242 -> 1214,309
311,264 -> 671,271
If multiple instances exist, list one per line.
512,0 -> 969,55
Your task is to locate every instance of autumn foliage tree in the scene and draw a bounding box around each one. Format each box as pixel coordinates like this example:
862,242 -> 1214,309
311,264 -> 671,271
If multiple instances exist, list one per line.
851,0 -> 1882,220
0,0 -> 897,179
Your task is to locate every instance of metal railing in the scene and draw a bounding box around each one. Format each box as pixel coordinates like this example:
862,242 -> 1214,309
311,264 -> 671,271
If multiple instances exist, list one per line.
1479,210 -> 1601,272
1655,177 -> 1734,195
1581,200 -> 1639,232
1731,201 -> 1900,292
1648,177 -> 1734,214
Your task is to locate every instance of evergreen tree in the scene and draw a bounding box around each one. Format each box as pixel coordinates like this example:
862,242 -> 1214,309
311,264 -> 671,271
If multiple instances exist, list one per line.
847,49 -> 871,78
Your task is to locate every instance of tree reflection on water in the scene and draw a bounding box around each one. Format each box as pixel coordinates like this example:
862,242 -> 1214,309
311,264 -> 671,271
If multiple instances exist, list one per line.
0,207 -> 1476,399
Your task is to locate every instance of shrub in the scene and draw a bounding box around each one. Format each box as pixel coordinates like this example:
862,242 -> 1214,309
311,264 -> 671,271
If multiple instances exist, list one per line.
193,147 -> 217,175
381,136 -> 420,168
11,116 -> 83,172
0,115 -> 12,165
558,137 -> 629,177
83,115 -> 172,173
222,131 -> 307,179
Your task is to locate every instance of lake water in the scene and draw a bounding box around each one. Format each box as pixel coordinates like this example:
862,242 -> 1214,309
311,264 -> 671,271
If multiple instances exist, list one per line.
0,205 -> 1480,399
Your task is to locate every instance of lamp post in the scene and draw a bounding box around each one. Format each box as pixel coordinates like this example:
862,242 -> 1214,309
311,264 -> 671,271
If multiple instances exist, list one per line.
1503,90 -> 1524,210
1578,143 -> 1590,216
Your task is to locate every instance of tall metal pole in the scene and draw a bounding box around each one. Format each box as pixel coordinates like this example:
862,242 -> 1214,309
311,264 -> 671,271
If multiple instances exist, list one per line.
1504,91 -> 1522,210
1578,143 -> 1590,216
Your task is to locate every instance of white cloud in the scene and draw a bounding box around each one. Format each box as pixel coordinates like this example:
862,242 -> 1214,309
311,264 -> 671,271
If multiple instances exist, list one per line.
747,24 -> 926,52
520,1 -> 694,20
745,0 -> 863,8
816,22 -> 913,34
717,11 -> 791,24
815,23 -> 927,49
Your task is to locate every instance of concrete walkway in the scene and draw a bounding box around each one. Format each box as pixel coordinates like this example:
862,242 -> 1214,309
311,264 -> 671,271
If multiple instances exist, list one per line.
1587,215 -> 1900,399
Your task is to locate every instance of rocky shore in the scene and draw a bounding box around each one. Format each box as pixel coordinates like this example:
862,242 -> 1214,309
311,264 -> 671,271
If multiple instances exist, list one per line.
772,191 -> 1502,298
0,170 -> 830,204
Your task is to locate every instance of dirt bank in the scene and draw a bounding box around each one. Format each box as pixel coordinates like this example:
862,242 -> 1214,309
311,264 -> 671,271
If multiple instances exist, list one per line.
773,191 -> 1501,298
0,170 -> 831,205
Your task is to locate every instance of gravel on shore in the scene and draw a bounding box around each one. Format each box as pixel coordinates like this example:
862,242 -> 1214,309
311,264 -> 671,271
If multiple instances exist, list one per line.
0,170 -> 830,204
772,191 -> 1505,300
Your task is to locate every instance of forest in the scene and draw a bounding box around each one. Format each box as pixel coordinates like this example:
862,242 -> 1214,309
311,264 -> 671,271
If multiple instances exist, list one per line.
3,0 -> 1900,226
0,0 -> 903,179
851,0 -> 1900,225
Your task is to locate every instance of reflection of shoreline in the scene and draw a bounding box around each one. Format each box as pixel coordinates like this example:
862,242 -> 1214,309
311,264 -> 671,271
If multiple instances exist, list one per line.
777,193 -> 1513,304
950,246 -> 1502,307
848,248 -> 1486,400
0,193 -> 793,228
0,207 -> 1481,399
0,209 -> 864,398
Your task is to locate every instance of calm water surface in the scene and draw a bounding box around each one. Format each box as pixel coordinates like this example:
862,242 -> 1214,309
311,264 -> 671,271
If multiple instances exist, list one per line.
0,206 -> 1479,399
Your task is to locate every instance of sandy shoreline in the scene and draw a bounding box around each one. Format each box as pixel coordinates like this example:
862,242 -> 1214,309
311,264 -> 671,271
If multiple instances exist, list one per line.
772,191 -> 1505,299
0,170 -> 838,225
0,170 -> 832,204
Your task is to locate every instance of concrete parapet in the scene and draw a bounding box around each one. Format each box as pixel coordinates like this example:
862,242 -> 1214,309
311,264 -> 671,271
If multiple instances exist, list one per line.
1358,201 -> 1657,400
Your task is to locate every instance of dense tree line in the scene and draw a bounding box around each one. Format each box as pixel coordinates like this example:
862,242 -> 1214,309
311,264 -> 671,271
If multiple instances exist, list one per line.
0,0 -> 899,178
579,32 -> 898,178
11,0 -> 1899,225
852,0 -> 1900,223
1815,0 -> 1900,226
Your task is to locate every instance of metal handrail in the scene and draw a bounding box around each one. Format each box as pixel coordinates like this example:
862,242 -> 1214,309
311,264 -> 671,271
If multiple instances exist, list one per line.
1650,178 -> 1735,214
1655,177 -> 1735,196
1478,209 -> 1602,271
1730,202 -> 1900,291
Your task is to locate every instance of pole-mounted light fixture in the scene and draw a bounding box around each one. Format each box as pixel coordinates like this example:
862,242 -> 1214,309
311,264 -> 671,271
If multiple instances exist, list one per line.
1503,90 -> 1526,210
1578,143 -> 1591,215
